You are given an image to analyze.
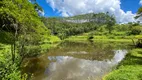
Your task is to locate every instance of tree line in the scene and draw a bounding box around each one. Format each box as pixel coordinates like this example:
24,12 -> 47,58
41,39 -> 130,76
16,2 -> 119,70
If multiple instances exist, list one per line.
42,13 -> 116,39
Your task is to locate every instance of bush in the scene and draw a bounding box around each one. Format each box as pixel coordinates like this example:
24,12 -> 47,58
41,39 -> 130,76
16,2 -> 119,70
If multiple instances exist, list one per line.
130,26 -> 142,35
0,49 -> 22,80
88,32 -> 94,40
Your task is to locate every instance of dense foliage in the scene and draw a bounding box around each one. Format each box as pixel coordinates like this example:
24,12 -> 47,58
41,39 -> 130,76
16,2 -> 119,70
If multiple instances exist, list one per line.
0,0 -> 50,79
42,12 -> 142,40
42,13 -> 116,39
135,7 -> 142,19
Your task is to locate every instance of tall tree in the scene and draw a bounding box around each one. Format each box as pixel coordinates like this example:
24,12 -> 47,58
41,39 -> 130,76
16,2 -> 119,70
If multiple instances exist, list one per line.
135,7 -> 142,19
106,15 -> 116,34
0,0 -> 50,79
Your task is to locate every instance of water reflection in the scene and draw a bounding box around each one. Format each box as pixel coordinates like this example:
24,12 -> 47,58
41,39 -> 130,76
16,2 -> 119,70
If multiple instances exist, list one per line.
47,41 -> 117,61
22,41 -> 130,80
44,50 -> 127,80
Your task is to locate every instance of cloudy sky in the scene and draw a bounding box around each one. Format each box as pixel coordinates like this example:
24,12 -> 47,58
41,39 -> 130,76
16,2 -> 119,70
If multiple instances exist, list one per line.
36,0 -> 142,23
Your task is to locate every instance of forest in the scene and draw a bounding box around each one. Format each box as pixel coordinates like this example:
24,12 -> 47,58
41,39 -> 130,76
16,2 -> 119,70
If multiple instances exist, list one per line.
0,0 -> 142,80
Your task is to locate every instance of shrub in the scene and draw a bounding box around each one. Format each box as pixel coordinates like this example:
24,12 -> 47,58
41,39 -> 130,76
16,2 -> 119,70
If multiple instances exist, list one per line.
130,26 -> 142,35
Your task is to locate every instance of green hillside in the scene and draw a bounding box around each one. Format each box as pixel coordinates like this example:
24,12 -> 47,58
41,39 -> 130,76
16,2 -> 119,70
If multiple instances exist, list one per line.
42,13 -> 116,39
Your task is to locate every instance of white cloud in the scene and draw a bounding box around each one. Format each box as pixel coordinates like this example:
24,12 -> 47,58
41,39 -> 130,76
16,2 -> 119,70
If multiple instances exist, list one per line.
38,10 -> 45,16
62,12 -> 69,17
46,0 -> 136,23
140,0 -> 142,5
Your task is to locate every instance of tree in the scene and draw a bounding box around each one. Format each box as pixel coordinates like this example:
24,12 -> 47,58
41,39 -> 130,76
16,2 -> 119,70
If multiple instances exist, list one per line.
0,0 -> 50,79
130,26 -> 142,35
106,15 -> 116,34
135,7 -> 142,19
42,13 -> 115,39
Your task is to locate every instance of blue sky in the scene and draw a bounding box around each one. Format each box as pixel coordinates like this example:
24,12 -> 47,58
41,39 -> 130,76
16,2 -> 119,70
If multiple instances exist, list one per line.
37,0 -> 141,17
120,0 -> 140,14
36,0 -> 59,17
36,0 -> 142,23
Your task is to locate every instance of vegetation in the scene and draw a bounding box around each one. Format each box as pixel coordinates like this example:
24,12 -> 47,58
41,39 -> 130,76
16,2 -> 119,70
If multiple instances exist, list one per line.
130,26 -> 142,35
0,0 -> 59,79
42,13 -> 142,41
0,0 -> 142,80
103,49 -> 142,80
103,7 -> 142,80
42,13 -> 116,39
65,23 -> 142,42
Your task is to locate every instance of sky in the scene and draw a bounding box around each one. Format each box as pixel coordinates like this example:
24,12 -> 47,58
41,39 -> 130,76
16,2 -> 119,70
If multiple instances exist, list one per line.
36,0 -> 142,23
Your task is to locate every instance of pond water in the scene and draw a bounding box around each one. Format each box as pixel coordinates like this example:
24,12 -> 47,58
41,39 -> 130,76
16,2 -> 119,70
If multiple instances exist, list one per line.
22,41 -> 131,80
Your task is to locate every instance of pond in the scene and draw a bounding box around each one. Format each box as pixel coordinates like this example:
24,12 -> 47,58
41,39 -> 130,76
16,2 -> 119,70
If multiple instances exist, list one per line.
22,41 -> 132,80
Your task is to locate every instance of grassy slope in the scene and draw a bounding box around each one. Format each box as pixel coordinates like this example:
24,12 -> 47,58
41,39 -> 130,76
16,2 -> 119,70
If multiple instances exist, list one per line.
103,49 -> 142,80
65,34 -> 142,42
40,35 -> 61,53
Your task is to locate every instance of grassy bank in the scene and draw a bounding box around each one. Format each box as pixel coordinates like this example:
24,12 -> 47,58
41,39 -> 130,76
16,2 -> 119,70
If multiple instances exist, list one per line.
103,49 -> 142,80
40,36 -> 61,53
0,35 -> 61,56
65,35 -> 142,42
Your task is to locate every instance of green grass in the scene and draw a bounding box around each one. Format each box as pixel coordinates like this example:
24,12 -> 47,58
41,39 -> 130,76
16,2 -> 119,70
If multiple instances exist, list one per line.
66,30 -> 142,41
65,35 -> 141,42
48,36 -> 61,43
40,35 -> 61,53
0,43 -> 11,52
103,49 -> 142,80
0,35 -> 61,57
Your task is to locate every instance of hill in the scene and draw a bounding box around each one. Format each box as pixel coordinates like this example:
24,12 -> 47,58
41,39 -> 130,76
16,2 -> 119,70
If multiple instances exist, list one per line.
42,13 -> 115,39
